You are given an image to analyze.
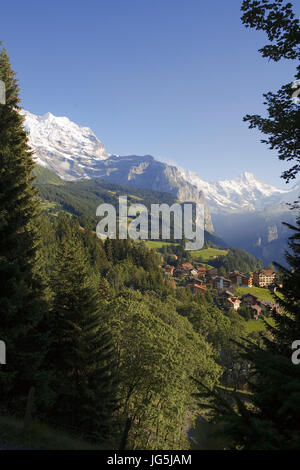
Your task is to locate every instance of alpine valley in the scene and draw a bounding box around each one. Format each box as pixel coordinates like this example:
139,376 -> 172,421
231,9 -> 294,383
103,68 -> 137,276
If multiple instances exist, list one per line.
22,109 -> 300,266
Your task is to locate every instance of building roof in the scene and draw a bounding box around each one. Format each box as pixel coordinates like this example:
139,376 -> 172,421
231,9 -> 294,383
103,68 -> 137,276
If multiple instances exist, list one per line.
221,290 -> 235,297
192,283 -> 207,291
255,270 -> 276,276
227,297 -> 241,304
181,263 -> 194,269
229,271 -> 250,279
242,293 -> 258,300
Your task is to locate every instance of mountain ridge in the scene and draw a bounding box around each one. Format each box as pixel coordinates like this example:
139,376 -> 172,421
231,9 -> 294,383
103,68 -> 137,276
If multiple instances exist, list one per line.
22,109 -> 299,264
22,109 -> 299,216
178,167 -> 300,214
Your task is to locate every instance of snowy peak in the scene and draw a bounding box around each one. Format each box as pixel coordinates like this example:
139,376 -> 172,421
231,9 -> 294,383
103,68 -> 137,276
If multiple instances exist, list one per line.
21,109 -> 299,215
236,171 -> 283,195
178,168 -> 298,213
21,109 -> 108,179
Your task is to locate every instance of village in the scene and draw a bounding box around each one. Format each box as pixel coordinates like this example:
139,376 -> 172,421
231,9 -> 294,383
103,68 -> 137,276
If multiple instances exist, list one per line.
162,258 -> 281,320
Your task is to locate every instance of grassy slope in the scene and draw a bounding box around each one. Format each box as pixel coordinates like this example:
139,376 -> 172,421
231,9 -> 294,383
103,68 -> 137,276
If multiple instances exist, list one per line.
34,165 -> 178,218
246,317 -> 275,333
143,243 -> 226,268
189,247 -> 228,261
0,414 -> 114,450
235,285 -> 281,302
33,166 -> 64,185
144,240 -> 178,249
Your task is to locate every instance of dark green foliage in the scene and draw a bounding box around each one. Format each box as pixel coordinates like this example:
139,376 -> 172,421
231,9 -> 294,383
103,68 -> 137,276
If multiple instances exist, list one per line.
238,304 -> 253,321
103,289 -> 222,449
243,80 -> 300,182
269,215 -> 300,355
210,247 -> 263,273
241,0 -> 300,61
177,298 -> 231,351
241,0 -> 300,181
44,227 -> 118,440
0,44 -> 253,450
200,1 -> 300,447
34,165 -> 177,221
0,44 -> 47,411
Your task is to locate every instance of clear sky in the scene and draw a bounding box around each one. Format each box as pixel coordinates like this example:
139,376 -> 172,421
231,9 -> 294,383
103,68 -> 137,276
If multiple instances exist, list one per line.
1,0 -> 299,188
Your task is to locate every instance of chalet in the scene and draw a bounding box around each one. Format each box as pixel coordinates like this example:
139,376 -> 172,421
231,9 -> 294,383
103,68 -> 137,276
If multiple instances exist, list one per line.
253,270 -> 276,288
241,293 -> 259,306
241,294 -> 281,316
229,271 -> 253,287
212,276 -> 231,291
197,267 -> 207,278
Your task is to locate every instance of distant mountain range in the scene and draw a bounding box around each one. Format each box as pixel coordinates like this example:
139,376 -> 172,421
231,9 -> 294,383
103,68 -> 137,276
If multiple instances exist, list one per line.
22,109 -> 300,265
179,168 -> 300,214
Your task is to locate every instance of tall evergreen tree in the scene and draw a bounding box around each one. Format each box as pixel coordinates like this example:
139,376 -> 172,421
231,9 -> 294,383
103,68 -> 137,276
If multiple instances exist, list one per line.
241,0 -> 300,182
0,43 -> 47,411
46,228 -> 118,440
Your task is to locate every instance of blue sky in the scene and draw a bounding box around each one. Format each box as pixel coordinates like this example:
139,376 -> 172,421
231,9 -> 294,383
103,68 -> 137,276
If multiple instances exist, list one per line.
1,0 -> 299,188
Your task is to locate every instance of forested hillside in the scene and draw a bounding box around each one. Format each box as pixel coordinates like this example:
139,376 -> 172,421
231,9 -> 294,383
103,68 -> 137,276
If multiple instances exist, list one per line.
0,58 -> 253,449
1,0 -> 299,451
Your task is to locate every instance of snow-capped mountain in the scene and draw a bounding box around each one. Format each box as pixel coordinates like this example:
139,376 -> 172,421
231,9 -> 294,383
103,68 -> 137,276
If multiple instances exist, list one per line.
177,168 -> 299,266
21,110 -> 108,180
21,109 -> 300,264
22,110 -> 299,216
178,168 -> 300,214
21,110 -> 214,232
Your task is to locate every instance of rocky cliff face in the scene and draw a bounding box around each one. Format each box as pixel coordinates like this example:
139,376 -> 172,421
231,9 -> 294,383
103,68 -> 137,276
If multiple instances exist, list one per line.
22,109 -> 299,247
21,110 -> 214,232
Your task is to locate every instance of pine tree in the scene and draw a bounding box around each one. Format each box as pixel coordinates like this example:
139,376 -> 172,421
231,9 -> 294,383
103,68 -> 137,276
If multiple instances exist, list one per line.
46,229 -> 118,440
262,214 -> 300,356
0,44 -> 47,411
99,277 -> 113,302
